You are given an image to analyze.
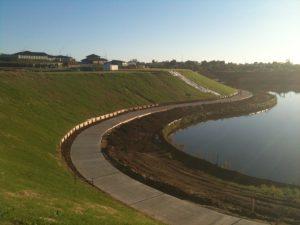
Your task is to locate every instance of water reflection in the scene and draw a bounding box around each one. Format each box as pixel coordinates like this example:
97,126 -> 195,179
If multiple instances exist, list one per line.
171,92 -> 300,185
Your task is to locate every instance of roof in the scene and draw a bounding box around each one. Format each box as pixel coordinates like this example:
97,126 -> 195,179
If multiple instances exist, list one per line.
86,54 -> 100,59
104,61 -> 118,65
14,51 -> 49,56
111,60 -> 124,63
55,55 -> 73,59
12,51 -> 74,61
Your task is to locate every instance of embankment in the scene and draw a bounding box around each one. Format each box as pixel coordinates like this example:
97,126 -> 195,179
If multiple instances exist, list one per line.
0,70 -> 219,225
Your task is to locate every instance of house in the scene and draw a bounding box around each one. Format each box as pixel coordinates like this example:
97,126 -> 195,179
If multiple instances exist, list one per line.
55,55 -> 76,64
10,51 -> 76,63
81,54 -> 107,64
110,60 -> 127,67
127,59 -> 138,67
0,51 -> 76,68
126,59 -> 146,69
103,61 -> 118,71
14,51 -> 53,61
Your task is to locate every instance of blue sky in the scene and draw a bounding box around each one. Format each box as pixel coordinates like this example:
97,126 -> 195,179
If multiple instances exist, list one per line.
1,0 -> 300,63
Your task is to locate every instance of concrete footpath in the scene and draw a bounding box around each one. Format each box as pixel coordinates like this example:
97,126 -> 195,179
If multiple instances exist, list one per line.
70,91 -> 267,225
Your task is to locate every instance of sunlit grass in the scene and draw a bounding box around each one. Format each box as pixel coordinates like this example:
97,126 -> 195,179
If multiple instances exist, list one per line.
176,69 -> 236,96
0,70 -> 214,224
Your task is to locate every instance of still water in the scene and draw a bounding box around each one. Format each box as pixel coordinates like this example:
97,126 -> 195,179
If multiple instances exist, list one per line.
171,92 -> 300,185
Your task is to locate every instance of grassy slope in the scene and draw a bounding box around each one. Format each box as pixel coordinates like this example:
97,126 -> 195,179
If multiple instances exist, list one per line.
207,70 -> 300,93
176,69 -> 236,96
0,70 -> 213,225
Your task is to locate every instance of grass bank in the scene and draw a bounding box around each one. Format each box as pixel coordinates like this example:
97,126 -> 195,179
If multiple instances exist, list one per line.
175,69 -> 237,96
205,70 -> 300,93
0,70 -> 220,225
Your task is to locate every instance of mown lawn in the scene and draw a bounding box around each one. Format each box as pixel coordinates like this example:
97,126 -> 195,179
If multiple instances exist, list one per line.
0,70 -> 214,225
176,69 -> 236,96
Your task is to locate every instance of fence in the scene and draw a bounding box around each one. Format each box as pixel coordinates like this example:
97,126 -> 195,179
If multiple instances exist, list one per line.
59,103 -> 160,147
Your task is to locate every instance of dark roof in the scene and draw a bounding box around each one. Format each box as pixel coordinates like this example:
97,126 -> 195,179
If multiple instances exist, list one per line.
83,55 -> 107,61
110,60 -> 124,65
55,55 -> 73,59
14,51 -> 49,56
105,60 -> 125,66
86,54 -> 100,59
13,51 -> 73,59
104,61 -> 117,65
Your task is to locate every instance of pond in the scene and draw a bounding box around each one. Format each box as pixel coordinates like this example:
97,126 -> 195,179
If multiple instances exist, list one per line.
171,92 -> 300,185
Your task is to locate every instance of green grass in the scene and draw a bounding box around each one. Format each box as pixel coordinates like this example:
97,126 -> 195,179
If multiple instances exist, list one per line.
176,69 -> 236,96
0,70 -> 215,225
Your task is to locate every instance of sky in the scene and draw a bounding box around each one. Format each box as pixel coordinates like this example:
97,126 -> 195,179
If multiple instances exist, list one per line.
1,0 -> 300,63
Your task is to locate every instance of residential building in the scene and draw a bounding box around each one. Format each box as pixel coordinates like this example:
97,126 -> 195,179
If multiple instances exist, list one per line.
0,51 -> 76,67
127,59 -> 138,67
81,54 -> 107,64
110,60 -> 127,67
103,62 -> 118,71
126,59 -> 146,69
14,51 -> 51,61
12,51 -> 74,62
55,55 -> 76,64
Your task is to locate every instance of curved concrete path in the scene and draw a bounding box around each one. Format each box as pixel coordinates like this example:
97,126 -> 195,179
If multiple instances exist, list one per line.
70,90 -> 267,225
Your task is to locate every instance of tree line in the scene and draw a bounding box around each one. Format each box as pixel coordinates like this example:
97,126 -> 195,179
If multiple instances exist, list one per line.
147,59 -> 300,74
